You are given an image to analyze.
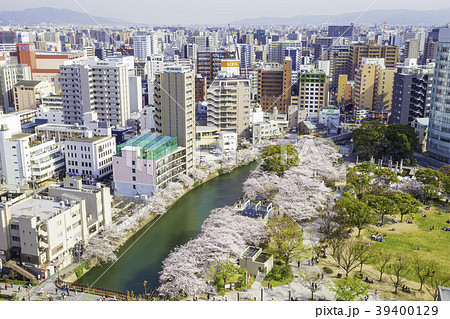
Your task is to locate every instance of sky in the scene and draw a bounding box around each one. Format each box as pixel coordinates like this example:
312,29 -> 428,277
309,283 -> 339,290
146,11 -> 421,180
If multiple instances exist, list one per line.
1,0 -> 449,25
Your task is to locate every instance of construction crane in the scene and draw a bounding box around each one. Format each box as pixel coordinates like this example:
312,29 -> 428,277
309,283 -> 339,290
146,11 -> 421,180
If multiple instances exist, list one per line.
228,24 -> 240,61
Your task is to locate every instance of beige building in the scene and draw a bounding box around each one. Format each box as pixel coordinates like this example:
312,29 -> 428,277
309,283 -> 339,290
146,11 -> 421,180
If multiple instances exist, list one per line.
239,246 -> 273,276
353,59 -> 396,111
348,41 -> 398,79
405,39 -> 420,60
337,74 -> 348,104
0,196 -> 89,272
195,126 -> 220,149
154,65 -> 195,170
207,76 -> 251,138
13,80 -> 54,112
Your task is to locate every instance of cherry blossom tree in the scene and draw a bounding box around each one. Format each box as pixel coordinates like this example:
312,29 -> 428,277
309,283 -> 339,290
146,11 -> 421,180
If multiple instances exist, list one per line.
190,168 -> 208,182
177,174 -> 194,188
158,206 -> 266,298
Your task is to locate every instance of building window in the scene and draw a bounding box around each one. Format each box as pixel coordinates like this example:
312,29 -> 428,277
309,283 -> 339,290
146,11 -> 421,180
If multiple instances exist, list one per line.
133,185 -> 136,189
12,236 -> 20,242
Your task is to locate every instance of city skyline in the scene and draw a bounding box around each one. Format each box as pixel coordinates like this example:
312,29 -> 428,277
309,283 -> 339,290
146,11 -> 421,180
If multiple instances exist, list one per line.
1,0 -> 450,25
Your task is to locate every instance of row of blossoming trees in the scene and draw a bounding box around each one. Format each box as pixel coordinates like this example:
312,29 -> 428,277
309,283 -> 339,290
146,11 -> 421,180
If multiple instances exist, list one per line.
158,137 -> 347,298
81,148 -> 260,265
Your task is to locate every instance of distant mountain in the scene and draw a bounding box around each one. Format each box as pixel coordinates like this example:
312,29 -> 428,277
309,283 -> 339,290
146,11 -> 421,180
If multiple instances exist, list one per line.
231,8 -> 450,26
0,7 -> 131,26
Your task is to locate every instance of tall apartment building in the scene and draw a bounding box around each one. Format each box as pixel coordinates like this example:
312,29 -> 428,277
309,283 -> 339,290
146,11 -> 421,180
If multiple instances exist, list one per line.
64,132 -> 116,183
427,31 -> 450,164
133,34 -> 158,61
268,41 -> 302,65
0,64 -> 32,113
348,41 -> 398,80
405,39 -> 420,60
154,65 -> 195,170
60,58 -> 131,126
195,74 -> 207,103
353,58 -> 395,111
257,58 -> 292,113
238,44 -> 255,70
196,50 -> 236,84
207,76 -> 251,138
390,65 -> 434,125
328,25 -> 354,39
0,114 -> 64,186
329,49 -> 350,90
298,73 -> 329,119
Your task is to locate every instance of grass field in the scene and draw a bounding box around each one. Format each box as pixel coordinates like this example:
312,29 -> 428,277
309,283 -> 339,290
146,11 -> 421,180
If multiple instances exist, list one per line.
361,202 -> 450,282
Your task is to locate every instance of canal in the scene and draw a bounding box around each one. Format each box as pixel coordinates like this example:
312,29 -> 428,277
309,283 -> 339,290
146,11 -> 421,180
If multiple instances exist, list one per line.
76,161 -> 258,294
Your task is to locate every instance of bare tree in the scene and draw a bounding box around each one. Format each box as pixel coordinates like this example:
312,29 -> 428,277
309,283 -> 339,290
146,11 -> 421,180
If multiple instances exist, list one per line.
389,255 -> 409,294
330,239 -> 368,277
411,257 -> 437,291
355,244 -> 375,273
426,271 -> 450,301
300,271 -> 324,300
374,252 -> 392,282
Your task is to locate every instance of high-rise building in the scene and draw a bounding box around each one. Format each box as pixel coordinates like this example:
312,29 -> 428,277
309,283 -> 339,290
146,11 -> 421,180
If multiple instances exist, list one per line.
195,74 -> 207,103
405,39 -> 419,60
298,72 -> 329,119
353,58 -> 395,111
13,80 -> 54,112
348,41 -> 398,80
390,64 -> 434,125
196,50 -> 236,84
328,25 -> 354,38
154,65 -> 195,170
257,58 -> 292,113
207,76 -> 251,138
0,64 -> 32,113
238,44 -> 255,70
60,58 -> 131,126
427,30 -> 450,163
268,41 -> 302,65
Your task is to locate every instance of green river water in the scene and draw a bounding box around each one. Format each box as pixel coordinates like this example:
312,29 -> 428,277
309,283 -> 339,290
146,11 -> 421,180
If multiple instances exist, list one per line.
76,161 -> 258,294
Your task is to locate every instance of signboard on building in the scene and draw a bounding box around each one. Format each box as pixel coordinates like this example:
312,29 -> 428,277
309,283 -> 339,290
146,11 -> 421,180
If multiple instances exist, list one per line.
206,285 -> 217,295
221,60 -> 240,68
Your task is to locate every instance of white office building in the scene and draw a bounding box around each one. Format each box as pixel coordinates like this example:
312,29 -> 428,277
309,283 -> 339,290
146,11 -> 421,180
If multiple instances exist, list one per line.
0,114 -> 64,186
64,132 -> 116,183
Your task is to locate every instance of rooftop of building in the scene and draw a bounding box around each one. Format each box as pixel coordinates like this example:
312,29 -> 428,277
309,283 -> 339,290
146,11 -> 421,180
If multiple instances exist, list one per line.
10,132 -> 32,140
415,117 -> 429,127
14,80 -> 42,87
116,134 -> 180,160
8,196 -> 77,221
66,135 -> 112,143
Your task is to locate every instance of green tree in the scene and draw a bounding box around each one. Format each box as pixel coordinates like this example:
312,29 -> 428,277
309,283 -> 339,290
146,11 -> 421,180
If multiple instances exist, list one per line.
365,195 -> 397,224
384,124 -> 419,161
300,271 -> 324,300
334,192 -> 375,236
265,215 -> 306,265
345,167 -> 373,198
353,121 -> 387,159
439,165 -> 450,176
356,161 -> 377,174
393,193 -> 422,222
415,168 -> 444,187
374,168 -> 399,189
260,143 -> 299,176
330,276 -> 370,301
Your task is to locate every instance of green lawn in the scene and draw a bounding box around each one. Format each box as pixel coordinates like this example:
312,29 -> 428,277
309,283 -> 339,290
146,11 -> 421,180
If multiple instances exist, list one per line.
363,202 -> 450,282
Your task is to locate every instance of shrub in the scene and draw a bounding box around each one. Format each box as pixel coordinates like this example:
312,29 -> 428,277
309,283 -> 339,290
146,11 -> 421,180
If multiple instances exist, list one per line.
323,266 -> 333,274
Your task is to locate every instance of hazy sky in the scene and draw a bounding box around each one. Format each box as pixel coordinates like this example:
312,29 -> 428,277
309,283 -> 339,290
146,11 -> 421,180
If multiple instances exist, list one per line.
2,0 -> 449,25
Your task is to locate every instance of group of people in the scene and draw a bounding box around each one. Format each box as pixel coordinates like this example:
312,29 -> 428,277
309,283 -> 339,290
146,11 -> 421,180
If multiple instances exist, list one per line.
371,232 -> 386,242
401,285 -> 411,293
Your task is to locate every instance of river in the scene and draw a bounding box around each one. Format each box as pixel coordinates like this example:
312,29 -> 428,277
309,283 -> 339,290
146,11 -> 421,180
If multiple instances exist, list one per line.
76,161 -> 258,294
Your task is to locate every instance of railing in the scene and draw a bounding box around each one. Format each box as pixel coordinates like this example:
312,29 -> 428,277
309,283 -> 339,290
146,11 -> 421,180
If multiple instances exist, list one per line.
56,279 -> 141,301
